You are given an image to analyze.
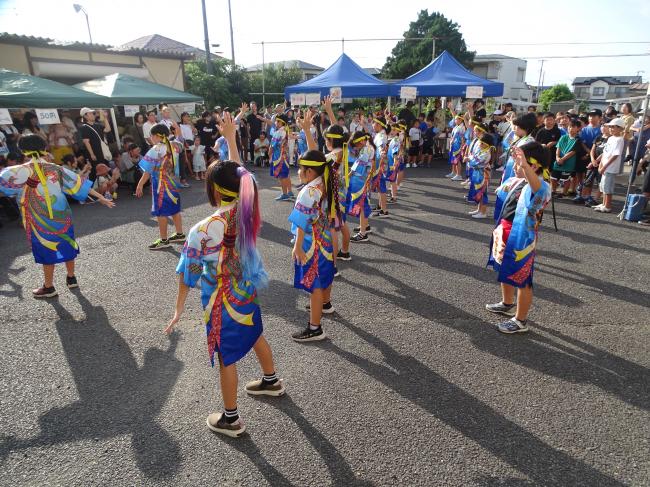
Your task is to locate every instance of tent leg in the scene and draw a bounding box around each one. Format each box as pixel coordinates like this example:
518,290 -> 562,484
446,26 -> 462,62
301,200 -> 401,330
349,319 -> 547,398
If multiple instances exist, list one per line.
110,107 -> 121,151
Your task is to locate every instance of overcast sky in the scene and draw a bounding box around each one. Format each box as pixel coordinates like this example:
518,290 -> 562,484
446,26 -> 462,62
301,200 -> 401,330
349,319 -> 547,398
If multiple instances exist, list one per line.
1,0 -> 649,87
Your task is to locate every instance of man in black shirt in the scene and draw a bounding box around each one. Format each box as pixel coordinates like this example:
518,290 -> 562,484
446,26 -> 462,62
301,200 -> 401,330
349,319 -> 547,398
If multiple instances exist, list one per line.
534,113 -> 562,164
195,111 -> 218,161
398,101 -> 416,129
246,102 -> 267,163
79,107 -> 107,180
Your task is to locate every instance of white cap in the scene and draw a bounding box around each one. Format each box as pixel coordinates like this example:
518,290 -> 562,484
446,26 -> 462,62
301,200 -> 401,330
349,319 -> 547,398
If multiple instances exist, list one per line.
493,110 -> 503,115
605,118 -> 626,128
79,107 -> 95,117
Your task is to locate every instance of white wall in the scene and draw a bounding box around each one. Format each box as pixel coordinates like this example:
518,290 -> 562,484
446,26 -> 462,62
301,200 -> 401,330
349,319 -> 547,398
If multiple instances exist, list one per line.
473,57 -> 532,102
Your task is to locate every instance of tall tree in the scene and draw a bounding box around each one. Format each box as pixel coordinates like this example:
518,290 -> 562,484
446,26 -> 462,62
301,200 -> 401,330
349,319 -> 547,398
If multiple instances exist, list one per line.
382,10 -> 474,79
185,59 -> 250,109
538,84 -> 575,111
247,64 -> 303,106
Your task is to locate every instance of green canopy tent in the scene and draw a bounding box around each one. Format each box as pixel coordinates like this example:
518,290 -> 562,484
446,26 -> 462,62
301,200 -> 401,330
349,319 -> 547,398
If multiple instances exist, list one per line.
74,73 -> 202,105
0,69 -> 112,108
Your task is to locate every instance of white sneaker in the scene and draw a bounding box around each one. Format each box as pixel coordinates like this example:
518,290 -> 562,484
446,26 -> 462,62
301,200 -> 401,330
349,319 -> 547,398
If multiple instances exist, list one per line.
406,163 -> 411,168
461,181 -> 470,188
472,212 -> 488,219
445,172 -> 455,178
595,206 -> 611,213
469,209 -> 479,215
592,204 -> 604,211
496,166 -> 505,172
451,175 -> 463,181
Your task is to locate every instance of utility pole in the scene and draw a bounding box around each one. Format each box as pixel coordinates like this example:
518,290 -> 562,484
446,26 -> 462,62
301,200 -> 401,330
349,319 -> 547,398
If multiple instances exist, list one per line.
536,59 -> 545,102
201,0 -> 212,75
261,41 -> 266,107
227,0 -> 235,66
432,37 -> 436,61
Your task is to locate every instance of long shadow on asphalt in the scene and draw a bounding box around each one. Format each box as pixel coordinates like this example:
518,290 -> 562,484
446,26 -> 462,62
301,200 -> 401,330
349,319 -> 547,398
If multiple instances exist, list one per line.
316,316 -> 624,486
0,291 -> 184,480
343,259 -> 649,412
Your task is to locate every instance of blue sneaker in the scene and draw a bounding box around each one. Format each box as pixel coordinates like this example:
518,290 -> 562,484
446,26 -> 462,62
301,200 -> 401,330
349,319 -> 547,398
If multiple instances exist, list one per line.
496,318 -> 528,334
275,193 -> 289,201
286,192 -> 296,200
572,195 -> 585,204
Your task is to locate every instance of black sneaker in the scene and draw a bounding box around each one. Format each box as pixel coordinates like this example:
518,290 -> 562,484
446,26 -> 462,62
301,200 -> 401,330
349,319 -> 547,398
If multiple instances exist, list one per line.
66,275 -> 79,289
304,301 -> 335,314
378,210 -> 389,218
387,197 -> 396,204
337,251 -> 351,261
485,302 -> 516,317
496,318 -> 529,334
148,238 -> 171,250
33,286 -> 58,299
352,225 -> 372,234
292,325 -> 326,342
350,232 -> 369,243
168,232 -> 186,243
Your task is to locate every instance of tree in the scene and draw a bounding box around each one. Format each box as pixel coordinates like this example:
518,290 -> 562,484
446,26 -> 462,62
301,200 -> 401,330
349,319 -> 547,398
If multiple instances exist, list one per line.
247,64 -> 303,106
538,84 -> 575,111
382,10 -> 474,79
185,59 -> 250,110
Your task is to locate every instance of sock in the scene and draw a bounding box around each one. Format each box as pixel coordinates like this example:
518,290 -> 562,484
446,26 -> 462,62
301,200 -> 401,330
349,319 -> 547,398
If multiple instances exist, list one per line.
502,301 -> 515,307
223,407 -> 239,424
262,372 -> 278,385
309,323 -> 321,331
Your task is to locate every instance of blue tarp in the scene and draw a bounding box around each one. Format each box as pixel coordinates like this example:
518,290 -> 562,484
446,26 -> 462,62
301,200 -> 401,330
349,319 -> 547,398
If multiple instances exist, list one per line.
284,53 -> 390,99
390,51 -> 504,98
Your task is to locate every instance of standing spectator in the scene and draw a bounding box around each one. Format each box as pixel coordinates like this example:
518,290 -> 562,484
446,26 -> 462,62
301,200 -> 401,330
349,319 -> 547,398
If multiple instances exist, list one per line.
594,118 -> 625,213
580,109 -> 602,149
407,120 -> 421,168
552,119 -> 580,197
190,136 -> 206,180
126,112 -> 148,153
160,106 -> 180,135
179,112 -> 197,143
47,122 -> 74,164
535,113 -> 562,166
349,112 -> 362,133
630,115 -> 650,165
245,102 -> 267,163
79,107 -> 108,180
421,117 -> 435,167
603,106 -> 618,123
431,99 -> 446,156
238,117 -> 250,163
1,122 -> 20,154
620,102 -> 635,164
22,112 -> 47,141
195,111 -> 219,162
398,101 -> 416,129
142,110 -> 157,147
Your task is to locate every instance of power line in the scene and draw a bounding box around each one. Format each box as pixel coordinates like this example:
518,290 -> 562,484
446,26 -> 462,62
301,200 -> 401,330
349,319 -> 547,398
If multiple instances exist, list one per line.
471,41 -> 650,46
522,53 -> 650,59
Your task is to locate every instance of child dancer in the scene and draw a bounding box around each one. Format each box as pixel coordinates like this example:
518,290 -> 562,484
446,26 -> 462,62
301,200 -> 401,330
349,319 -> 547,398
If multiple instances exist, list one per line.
371,116 -> 390,218
447,115 -> 466,181
136,123 -> 186,250
486,142 -> 552,334
386,123 -> 402,203
395,121 -> 409,196
165,114 -> 284,437
346,131 -> 375,242
0,135 -> 114,298
269,114 -> 293,201
467,128 -> 496,219
290,149 -> 337,342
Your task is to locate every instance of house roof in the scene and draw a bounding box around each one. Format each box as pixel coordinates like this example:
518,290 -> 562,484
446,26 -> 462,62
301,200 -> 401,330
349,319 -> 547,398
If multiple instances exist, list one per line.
0,32 -> 194,59
120,34 -> 222,60
474,54 -> 521,61
573,76 -> 642,85
246,60 -> 324,72
363,67 -> 381,76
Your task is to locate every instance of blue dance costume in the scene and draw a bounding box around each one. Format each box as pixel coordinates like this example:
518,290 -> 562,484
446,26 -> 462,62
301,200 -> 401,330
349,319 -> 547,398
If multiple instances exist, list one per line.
371,131 -> 388,194
270,127 -> 289,179
139,142 -> 181,217
467,141 -> 493,205
289,176 -> 335,292
494,134 -> 534,221
345,145 -> 375,218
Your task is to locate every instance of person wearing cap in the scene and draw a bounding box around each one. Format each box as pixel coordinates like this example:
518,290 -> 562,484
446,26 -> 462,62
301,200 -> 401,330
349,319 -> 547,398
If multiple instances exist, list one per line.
594,118 -> 625,213
269,114 -> 293,201
79,107 -> 108,180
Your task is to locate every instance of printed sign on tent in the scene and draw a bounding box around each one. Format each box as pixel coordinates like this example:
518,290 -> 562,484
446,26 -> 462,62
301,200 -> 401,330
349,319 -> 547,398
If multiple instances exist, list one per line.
290,93 -> 306,106
466,86 -> 484,99
35,109 -> 60,125
124,105 -> 140,117
400,86 -> 417,100
329,87 -> 342,103
305,93 -> 321,106
0,108 -> 12,125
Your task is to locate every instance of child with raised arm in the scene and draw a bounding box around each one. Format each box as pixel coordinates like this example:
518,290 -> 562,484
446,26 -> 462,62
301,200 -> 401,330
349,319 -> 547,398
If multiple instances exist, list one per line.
165,113 -> 284,438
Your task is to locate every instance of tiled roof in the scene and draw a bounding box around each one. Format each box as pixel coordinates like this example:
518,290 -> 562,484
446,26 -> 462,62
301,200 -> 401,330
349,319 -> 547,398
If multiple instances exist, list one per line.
120,34 -> 221,59
246,60 -> 324,72
573,76 -> 642,85
0,32 -> 194,59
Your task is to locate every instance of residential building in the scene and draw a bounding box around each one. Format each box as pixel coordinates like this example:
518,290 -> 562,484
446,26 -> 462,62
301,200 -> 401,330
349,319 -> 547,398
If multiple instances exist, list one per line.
120,34 -> 223,62
471,54 -> 533,103
245,60 -> 324,81
0,32 -> 193,90
572,76 -> 643,110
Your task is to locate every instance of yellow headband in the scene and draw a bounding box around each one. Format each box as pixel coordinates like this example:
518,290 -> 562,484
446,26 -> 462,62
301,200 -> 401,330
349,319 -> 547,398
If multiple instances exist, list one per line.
276,118 -> 287,126
525,156 -> 551,181
473,125 -> 487,134
352,135 -> 369,144
213,183 -> 239,199
23,150 -> 54,219
326,132 -> 343,139
373,118 -> 387,129
299,158 -> 336,220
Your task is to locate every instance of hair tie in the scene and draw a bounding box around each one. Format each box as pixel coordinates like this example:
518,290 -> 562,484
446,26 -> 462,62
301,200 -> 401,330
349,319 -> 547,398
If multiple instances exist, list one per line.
237,166 -> 248,177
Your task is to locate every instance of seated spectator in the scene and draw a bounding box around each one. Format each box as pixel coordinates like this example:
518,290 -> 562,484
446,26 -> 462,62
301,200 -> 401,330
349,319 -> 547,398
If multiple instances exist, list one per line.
93,163 -> 120,200
190,136 -> 206,180
119,143 -> 143,193
48,122 -> 75,164
253,131 -> 270,166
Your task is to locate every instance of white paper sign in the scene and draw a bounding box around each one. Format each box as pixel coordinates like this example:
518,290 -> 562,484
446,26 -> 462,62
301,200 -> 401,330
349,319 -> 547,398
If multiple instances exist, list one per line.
305,93 -> 321,106
329,87 -> 342,103
290,93 -> 306,106
400,86 -> 417,100
466,86 -> 484,99
35,109 -> 60,125
0,108 -> 12,125
124,105 -> 140,117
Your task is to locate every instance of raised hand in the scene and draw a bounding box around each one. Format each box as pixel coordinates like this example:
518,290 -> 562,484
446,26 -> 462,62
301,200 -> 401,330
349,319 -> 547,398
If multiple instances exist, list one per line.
218,112 -> 236,140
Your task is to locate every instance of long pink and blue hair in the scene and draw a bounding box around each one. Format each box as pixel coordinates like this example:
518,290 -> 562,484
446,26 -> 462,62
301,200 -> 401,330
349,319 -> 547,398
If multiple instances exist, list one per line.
236,167 -> 268,289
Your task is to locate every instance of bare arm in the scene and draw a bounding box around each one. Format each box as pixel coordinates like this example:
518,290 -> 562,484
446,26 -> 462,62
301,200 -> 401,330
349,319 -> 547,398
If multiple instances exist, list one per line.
218,112 -> 241,164
298,110 -> 317,151
323,96 -> 337,131
82,138 -> 97,161
165,276 -> 190,334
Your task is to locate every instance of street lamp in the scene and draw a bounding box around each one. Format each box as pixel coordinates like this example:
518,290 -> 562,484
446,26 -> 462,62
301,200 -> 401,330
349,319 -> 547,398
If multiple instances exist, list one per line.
73,4 -> 93,45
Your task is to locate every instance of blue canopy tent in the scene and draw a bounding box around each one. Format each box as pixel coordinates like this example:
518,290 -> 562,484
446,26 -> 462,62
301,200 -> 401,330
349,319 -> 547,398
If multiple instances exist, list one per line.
390,51 -> 504,98
284,53 -> 390,99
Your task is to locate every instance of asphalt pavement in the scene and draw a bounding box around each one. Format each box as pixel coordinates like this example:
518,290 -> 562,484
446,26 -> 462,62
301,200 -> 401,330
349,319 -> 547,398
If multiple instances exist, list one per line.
0,160 -> 648,486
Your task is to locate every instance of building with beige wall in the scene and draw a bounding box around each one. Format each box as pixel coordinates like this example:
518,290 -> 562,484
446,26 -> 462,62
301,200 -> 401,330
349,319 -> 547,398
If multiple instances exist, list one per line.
0,33 -> 192,89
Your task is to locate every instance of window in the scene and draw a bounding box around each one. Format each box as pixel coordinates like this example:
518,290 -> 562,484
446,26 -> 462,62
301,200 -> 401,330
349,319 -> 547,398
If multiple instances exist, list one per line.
614,86 -> 627,96
593,87 -> 605,96
516,68 -> 525,83
303,73 -> 316,80
472,66 -> 488,78
487,62 -> 500,80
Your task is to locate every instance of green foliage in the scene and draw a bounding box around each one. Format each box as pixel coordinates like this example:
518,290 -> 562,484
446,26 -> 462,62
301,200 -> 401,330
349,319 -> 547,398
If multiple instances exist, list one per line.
382,10 -> 475,79
185,59 -> 250,109
248,64 -> 303,106
538,84 -> 575,111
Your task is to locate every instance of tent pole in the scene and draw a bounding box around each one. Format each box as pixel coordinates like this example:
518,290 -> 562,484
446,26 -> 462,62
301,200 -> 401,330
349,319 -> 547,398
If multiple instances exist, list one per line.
110,107 -> 121,151
261,41 -> 266,107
